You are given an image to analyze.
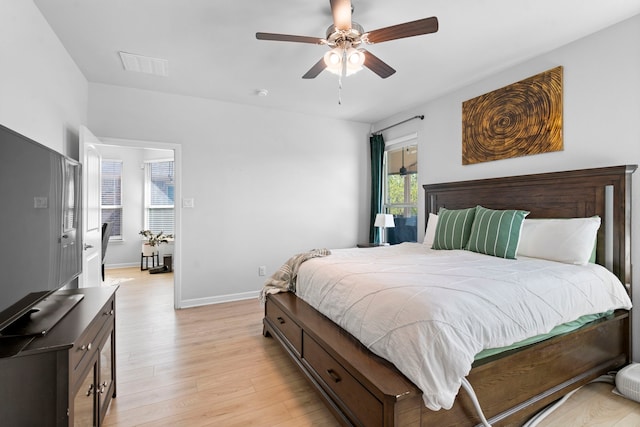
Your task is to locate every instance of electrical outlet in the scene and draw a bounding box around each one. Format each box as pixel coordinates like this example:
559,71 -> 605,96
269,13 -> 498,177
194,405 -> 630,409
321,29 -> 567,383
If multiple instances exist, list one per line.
258,266 -> 266,276
34,196 -> 48,208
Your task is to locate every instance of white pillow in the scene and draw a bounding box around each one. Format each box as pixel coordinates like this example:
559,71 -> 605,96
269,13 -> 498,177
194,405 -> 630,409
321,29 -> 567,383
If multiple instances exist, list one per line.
516,217 -> 600,265
423,213 -> 439,247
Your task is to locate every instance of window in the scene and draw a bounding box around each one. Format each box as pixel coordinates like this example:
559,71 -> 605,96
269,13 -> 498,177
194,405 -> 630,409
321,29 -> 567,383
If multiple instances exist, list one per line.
383,141 -> 418,244
145,160 -> 175,235
101,160 -> 122,239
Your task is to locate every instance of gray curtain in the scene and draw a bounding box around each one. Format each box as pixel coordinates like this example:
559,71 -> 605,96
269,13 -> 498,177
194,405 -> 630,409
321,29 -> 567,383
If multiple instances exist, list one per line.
369,134 -> 385,244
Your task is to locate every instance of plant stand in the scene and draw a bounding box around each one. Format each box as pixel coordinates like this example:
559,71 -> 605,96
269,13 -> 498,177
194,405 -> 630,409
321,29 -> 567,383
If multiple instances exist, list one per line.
140,252 -> 159,271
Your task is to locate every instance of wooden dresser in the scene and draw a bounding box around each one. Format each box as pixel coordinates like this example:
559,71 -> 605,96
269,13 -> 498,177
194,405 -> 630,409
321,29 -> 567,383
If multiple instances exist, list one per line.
0,286 -> 118,426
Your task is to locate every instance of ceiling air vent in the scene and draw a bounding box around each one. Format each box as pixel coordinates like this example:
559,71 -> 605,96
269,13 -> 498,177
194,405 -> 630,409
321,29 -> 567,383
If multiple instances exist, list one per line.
119,52 -> 169,77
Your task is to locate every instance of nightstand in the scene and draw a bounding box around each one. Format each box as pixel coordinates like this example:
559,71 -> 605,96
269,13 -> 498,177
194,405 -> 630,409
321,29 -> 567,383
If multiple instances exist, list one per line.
357,243 -> 389,248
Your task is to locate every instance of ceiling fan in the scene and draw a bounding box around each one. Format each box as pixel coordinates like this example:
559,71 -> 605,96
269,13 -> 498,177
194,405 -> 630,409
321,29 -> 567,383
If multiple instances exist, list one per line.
256,0 -> 438,79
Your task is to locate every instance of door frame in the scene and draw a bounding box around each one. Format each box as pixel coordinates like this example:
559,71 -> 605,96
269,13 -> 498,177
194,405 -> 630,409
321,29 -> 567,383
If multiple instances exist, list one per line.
97,136 -> 183,309
79,127 -> 103,288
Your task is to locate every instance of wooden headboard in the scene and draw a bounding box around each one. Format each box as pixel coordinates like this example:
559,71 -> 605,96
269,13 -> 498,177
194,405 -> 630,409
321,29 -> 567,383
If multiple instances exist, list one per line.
423,165 -> 636,288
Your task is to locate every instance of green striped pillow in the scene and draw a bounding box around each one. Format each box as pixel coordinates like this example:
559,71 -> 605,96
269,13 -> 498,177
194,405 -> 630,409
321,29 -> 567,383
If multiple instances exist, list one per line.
431,207 -> 476,250
465,205 -> 529,259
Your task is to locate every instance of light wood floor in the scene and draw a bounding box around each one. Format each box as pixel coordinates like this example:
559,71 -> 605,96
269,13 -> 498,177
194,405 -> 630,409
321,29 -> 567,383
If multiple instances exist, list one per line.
103,267 -> 640,426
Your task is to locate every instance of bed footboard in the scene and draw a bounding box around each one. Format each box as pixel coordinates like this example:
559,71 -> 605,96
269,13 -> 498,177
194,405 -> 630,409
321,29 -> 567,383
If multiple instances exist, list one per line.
433,310 -> 629,426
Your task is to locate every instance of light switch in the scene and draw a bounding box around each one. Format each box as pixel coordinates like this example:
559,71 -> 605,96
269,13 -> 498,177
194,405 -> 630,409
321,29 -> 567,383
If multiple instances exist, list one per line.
182,198 -> 194,208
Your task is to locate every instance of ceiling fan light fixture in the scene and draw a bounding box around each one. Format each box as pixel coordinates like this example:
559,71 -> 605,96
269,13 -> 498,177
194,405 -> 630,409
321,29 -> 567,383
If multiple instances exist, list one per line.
324,47 -> 364,76
324,49 -> 341,66
348,48 -> 365,66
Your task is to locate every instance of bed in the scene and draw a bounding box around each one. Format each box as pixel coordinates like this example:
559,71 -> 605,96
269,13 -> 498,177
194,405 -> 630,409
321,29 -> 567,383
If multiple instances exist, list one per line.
262,165 -> 636,427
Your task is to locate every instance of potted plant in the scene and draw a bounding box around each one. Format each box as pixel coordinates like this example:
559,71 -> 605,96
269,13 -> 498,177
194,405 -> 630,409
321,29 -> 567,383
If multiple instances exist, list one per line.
139,230 -> 173,256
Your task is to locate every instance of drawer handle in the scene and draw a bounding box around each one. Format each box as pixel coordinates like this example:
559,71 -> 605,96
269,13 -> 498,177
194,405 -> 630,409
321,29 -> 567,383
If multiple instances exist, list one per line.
276,316 -> 286,325
326,369 -> 342,383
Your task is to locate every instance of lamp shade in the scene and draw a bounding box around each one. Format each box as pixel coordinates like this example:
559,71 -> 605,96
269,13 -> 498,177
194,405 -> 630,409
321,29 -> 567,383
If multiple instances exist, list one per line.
374,213 -> 395,228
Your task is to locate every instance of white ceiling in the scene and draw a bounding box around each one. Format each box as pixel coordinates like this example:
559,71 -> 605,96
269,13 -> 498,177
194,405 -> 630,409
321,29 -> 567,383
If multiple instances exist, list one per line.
34,0 -> 640,124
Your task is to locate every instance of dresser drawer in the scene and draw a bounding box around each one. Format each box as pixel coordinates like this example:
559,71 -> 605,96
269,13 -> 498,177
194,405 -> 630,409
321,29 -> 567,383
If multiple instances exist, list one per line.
303,333 -> 383,427
70,297 -> 115,375
266,298 -> 302,354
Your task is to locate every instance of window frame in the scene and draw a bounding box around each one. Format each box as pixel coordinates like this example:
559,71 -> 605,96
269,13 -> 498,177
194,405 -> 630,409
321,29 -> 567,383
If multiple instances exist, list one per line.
100,159 -> 123,240
382,134 -> 418,243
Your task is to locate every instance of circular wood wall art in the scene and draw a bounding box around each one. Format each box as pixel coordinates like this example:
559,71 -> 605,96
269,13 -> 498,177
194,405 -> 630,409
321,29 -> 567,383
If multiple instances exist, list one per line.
462,66 -> 563,165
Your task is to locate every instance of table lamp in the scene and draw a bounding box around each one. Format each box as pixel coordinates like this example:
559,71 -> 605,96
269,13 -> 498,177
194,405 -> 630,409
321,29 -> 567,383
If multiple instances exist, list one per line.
374,213 -> 395,245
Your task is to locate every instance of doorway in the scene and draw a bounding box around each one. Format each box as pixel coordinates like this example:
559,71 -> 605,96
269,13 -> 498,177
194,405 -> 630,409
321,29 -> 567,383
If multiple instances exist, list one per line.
93,137 -> 182,309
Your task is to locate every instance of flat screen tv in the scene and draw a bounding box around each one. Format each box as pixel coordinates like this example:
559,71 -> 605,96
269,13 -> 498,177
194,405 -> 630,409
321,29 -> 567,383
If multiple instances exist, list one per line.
0,123 -> 82,340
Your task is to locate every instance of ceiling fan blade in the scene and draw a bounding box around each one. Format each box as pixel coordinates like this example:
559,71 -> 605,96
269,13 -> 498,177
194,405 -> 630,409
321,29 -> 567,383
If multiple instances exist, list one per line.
362,50 -> 396,79
365,17 -> 438,44
330,0 -> 352,30
302,58 -> 327,79
256,32 -> 325,45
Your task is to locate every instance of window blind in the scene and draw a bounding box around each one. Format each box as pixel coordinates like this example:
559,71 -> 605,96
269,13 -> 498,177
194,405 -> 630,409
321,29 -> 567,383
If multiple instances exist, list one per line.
101,160 -> 122,237
146,161 -> 175,235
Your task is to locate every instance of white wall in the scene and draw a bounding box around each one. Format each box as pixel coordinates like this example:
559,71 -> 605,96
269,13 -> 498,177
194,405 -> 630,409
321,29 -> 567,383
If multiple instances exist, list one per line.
0,1 -> 87,293
374,15 -> 640,357
0,1 -> 87,158
88,84 -> 371,305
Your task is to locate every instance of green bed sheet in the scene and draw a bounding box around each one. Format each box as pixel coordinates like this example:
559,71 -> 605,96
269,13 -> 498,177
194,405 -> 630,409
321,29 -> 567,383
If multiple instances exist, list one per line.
475,311 -> 614,361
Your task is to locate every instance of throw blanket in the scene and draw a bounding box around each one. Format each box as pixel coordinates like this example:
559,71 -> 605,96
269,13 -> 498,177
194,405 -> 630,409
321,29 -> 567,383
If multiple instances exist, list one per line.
260,248 -> 331,303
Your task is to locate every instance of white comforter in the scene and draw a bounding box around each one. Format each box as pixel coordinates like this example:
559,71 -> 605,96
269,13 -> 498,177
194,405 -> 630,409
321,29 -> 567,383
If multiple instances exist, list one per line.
295,243 -> 632,410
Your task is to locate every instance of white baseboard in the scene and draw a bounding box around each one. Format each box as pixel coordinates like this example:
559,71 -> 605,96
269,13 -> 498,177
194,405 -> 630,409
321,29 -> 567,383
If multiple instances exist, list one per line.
105,262 -> 139,269
179,291 -> 260,308
104,264 -> 259,308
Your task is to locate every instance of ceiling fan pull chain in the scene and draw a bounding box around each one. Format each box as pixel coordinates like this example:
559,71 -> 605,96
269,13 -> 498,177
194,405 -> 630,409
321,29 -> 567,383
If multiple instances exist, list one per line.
338,75 -> 343,105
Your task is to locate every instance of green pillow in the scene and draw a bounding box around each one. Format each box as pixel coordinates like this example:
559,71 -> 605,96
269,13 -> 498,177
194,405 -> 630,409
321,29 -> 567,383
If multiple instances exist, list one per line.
432,207 -> 476,250
466,206 -> 529,259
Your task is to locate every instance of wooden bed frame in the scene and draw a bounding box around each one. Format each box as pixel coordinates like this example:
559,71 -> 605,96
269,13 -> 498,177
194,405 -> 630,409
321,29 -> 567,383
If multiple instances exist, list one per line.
263,165 -> 636,426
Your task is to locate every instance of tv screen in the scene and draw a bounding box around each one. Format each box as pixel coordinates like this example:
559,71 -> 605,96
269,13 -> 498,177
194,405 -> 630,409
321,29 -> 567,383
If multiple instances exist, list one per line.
0,124 -> 82,331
